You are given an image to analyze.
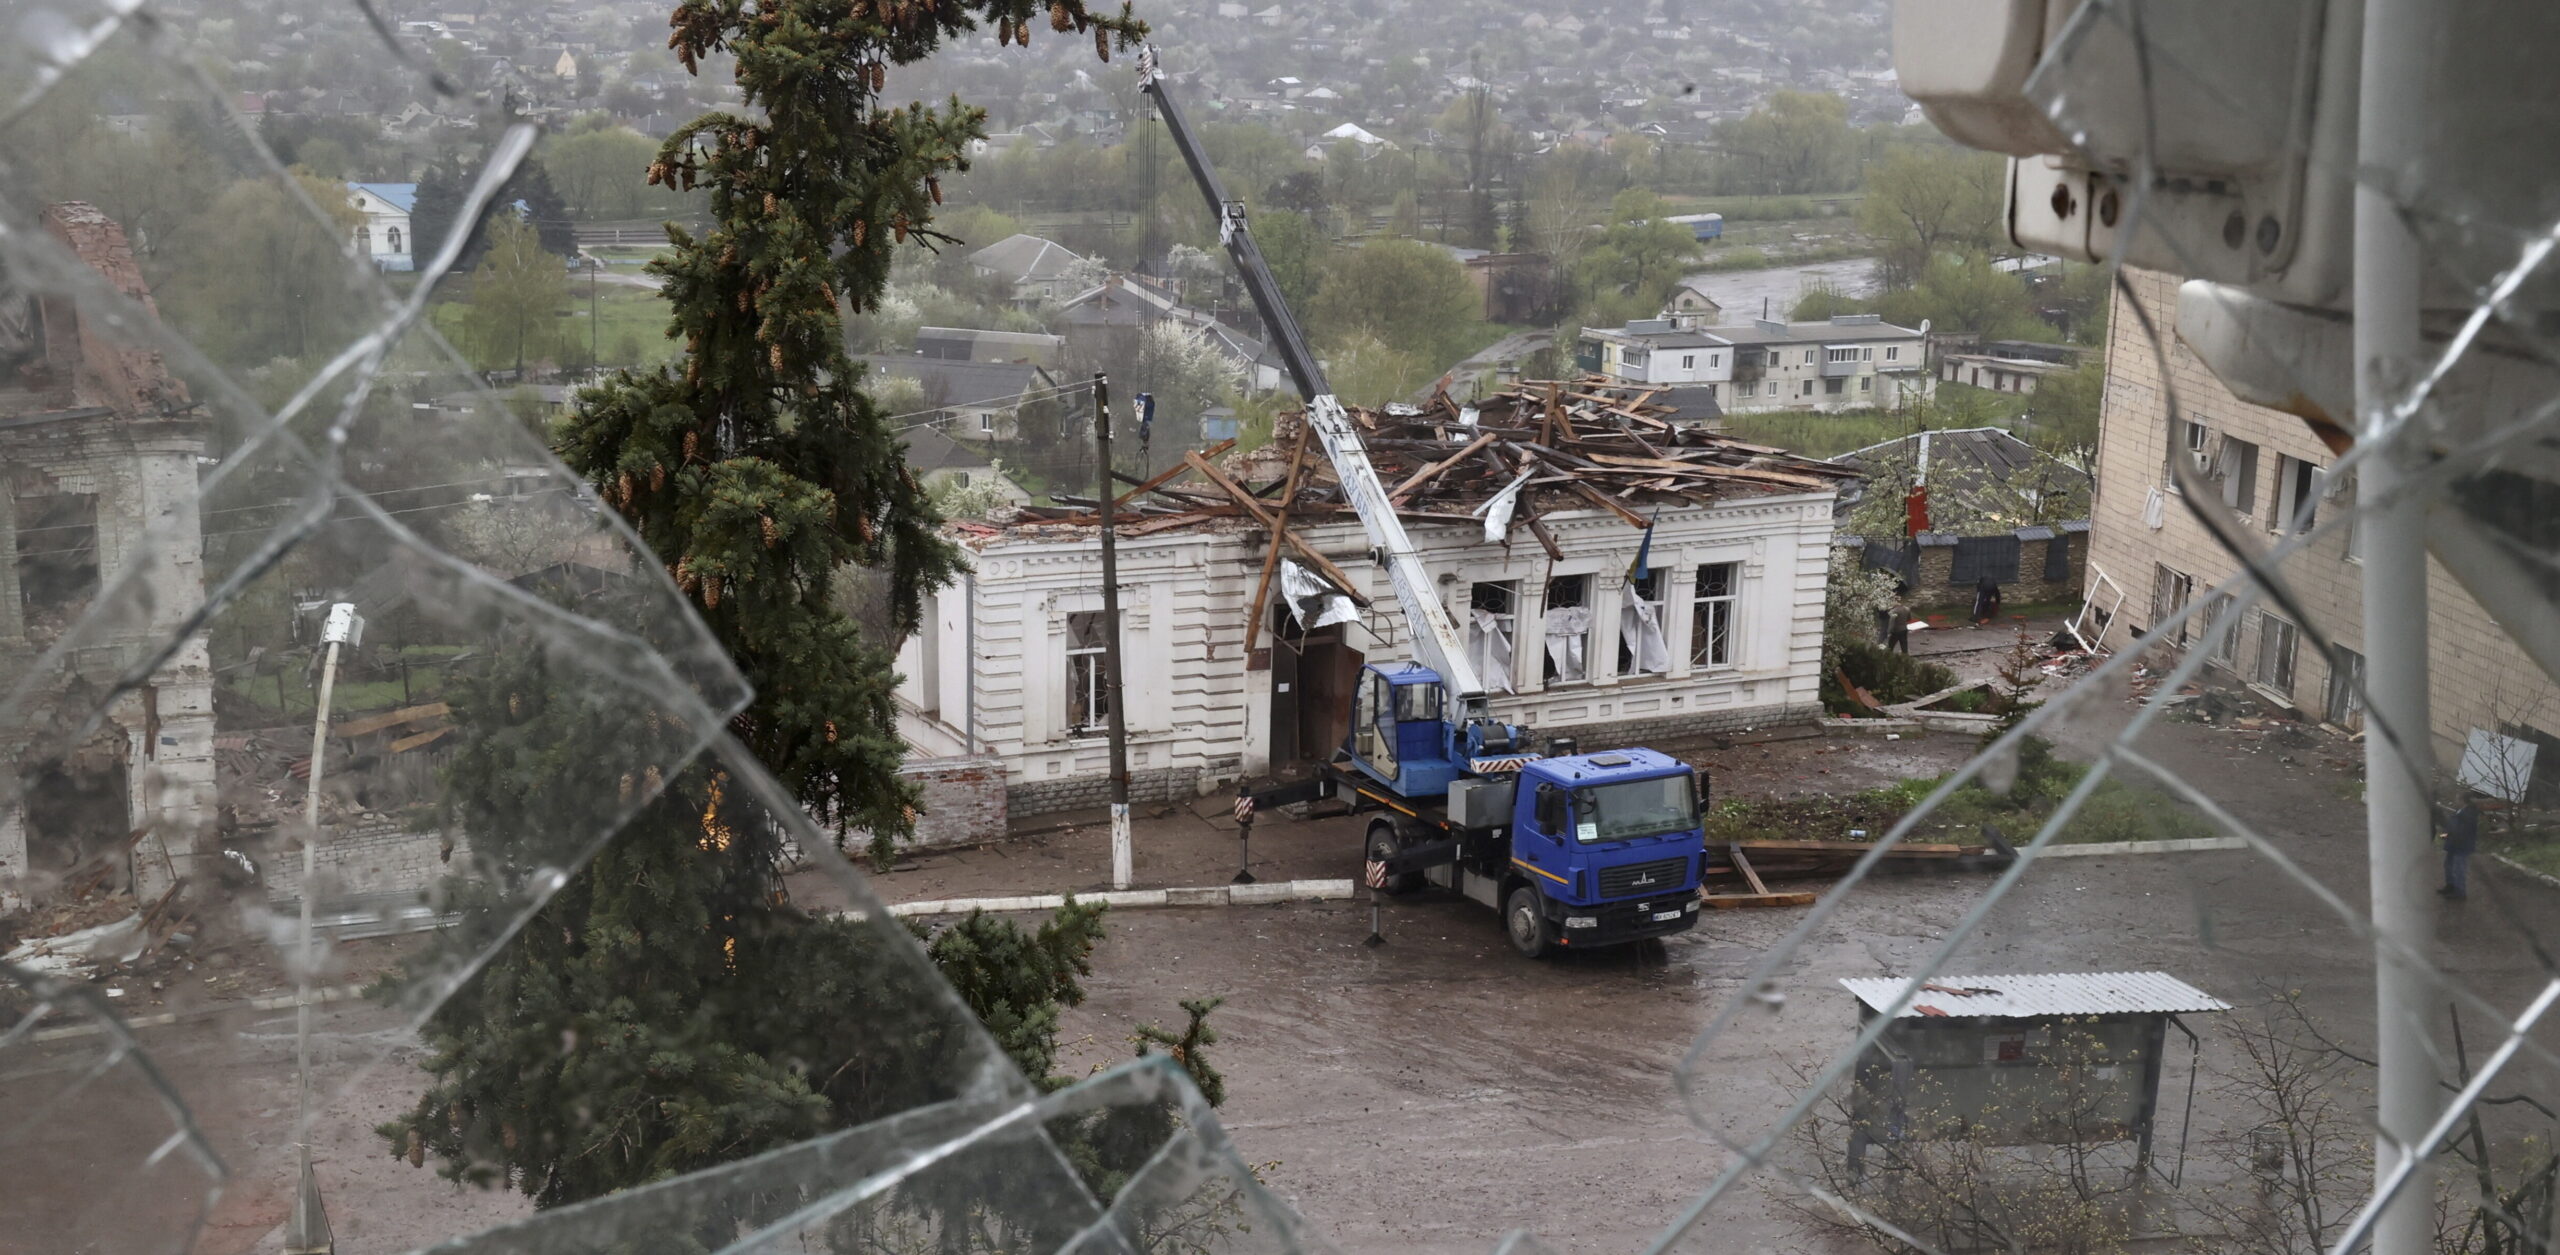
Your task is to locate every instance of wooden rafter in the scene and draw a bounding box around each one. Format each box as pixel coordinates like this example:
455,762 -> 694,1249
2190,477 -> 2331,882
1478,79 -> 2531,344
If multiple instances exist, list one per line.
1241,423 -> 1316,647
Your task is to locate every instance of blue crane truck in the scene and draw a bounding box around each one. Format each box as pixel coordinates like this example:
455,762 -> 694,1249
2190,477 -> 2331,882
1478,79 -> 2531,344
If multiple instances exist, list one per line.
1136,47 -> 1710,956
1336,663 -> 1707,958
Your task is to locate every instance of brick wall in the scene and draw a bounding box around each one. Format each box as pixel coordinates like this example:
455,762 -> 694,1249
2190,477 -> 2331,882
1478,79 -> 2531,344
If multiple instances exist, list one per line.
1007,763 -> 1206,819
2088,268 -> 2558,765
1906,532 -> 2084,612
262,816 -> 466,906
899,755 -> 1008,850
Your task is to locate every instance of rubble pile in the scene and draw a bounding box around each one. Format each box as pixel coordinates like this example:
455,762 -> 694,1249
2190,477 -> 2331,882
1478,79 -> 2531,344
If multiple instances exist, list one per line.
1009,378 -> 1858,538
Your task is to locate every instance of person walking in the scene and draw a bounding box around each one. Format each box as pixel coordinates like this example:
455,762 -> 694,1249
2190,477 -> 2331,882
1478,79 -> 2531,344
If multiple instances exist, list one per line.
2439,791 -> 2482,900
1971,575 -> 2003,626
1886,584 -> 1913,655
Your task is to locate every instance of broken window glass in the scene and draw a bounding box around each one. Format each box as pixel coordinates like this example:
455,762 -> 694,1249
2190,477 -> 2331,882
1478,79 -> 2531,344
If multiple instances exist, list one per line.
1066,609 -> 1109,734
1541,573 -> 1589,684
1468,580 -> 1516,694
1691,562 -> 1736,668
1619,570 -> 1670,676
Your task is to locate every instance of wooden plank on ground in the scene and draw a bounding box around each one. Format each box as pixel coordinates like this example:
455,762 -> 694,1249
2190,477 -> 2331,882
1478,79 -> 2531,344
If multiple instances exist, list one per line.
1729,845 -> 1772,896
336,702 -> 452,738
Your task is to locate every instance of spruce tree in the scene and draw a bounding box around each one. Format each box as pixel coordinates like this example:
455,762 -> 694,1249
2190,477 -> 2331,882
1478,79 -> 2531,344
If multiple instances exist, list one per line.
507,161 -> 579,258
381,0 -> 1147,1210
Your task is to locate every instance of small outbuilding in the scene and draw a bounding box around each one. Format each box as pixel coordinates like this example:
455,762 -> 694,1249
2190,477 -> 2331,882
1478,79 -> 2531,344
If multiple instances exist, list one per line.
1839,971 -> 2229,1180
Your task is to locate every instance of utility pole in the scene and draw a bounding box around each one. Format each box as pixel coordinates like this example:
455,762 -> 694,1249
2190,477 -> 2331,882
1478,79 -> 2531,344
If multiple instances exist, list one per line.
1092,372 -> 1133,890
2356,0 -> 2439,1249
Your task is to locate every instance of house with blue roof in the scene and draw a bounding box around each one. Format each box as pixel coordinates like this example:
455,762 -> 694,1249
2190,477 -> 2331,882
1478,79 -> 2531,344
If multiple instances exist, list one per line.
345,182 -> 416,272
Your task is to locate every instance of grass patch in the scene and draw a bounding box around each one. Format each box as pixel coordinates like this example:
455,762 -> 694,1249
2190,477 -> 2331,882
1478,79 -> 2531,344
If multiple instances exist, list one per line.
1714,406 -> 2008,459
2488,822 -> 2560,879
429,284 -> 679,374
1703,735 -> 2219,847
1824,640 -> 1958,717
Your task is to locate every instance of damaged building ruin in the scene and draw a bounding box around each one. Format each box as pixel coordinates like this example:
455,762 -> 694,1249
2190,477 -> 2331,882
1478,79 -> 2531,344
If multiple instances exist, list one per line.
0,204 -> 215,907
897,382 -> 1855,820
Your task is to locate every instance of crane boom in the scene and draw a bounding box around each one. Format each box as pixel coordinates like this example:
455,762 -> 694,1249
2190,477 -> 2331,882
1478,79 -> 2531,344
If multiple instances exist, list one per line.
1136,45 -> 1491,722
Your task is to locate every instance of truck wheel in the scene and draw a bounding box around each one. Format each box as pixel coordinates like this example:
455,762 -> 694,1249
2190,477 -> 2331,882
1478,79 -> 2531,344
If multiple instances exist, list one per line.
1365,821 -> 1423,895
1505,884 -> 1557,960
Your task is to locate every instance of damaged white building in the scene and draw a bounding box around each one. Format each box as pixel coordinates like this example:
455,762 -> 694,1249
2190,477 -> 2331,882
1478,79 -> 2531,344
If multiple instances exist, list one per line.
0,205 -> 217,907
896,384 -> 1855,818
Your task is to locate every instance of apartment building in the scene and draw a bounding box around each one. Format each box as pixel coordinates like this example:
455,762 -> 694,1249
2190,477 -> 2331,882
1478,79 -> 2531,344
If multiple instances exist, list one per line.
1576,313 -> 1930,414
2087,268 -> 2560,782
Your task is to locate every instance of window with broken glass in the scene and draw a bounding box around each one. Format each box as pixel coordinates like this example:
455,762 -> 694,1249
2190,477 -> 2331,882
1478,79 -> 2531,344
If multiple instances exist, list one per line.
1065,610 -> 1111,734
2327,646 -> 2366,731
1468,581 -> 1517,693
1541,573 -> 1592,684
2150,564 -> 2193,647
2254,611 -> 2299,696
1619,571 -> 1670,676
1692,562 -> 1738,668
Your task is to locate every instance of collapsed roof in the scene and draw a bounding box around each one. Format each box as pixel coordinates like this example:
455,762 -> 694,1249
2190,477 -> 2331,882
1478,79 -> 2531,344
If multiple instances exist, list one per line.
972,378 -> 1859,548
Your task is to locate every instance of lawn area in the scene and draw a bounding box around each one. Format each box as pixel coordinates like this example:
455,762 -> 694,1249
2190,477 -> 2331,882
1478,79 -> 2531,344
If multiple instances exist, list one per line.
1702,735 -> 2220,847
429,283 -> 679,373
2490,824 -> 2560,879
1715,404 -> 2020,459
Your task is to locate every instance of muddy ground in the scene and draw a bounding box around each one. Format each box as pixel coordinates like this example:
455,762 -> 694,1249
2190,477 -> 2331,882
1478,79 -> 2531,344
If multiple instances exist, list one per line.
9,696 -> 2553,1255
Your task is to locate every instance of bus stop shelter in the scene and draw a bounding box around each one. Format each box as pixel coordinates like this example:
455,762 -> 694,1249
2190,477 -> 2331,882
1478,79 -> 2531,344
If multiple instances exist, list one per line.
1840,971 -> 2230,1181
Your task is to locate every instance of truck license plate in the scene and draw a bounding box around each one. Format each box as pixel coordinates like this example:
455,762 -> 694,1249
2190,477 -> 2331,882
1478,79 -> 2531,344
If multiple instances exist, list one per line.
1653,909 -> 1683,922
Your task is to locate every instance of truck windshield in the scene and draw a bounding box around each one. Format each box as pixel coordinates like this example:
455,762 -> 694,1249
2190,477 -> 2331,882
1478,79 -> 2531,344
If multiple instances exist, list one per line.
1572,774 -> 1699,844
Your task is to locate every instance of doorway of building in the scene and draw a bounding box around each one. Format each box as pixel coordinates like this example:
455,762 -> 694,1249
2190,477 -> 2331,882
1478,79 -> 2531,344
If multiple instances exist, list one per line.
1268,605 -> 1362,771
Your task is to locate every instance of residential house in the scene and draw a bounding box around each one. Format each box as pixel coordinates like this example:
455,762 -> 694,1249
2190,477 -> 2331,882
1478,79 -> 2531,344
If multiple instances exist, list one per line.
1054,274 -> 1287,394
2087,268 -> 2560,776
967,233 -> 1087,304
915,326 -> 1065,368
1305,121 -> 1392,161
1666,280 -> 1725,324
1939,340 -> 2089,395
0,205 -> 216,907
1577,313 -> 1929,414
1829,427 -> 2090,526
861,354 -> 1060,441
345,182 -> 416,272
1829,428 -> 2091,612
902,425 -> 1030,509
896,408 -> 1847,817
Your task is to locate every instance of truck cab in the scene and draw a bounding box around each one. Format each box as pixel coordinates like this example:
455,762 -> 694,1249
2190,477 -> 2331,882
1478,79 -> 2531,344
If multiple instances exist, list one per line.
1497,749 -> 1706,956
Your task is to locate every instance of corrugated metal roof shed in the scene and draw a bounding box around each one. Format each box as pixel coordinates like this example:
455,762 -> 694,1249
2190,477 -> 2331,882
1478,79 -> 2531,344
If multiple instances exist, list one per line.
1840,971 -> 2230,1020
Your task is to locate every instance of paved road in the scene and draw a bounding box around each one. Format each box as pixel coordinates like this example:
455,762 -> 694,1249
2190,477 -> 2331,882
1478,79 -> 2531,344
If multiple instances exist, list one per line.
14,707 -> 2555,1255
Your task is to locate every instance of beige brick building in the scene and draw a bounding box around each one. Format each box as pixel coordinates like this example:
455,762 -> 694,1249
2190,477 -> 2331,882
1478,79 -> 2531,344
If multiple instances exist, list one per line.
2089,269 -> 2560,779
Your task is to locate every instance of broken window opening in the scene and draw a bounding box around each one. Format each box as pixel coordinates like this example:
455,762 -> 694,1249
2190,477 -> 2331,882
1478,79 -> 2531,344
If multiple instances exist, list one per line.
2274,455 -> 2322,534
1065,610 -> 1111,735
2218,437 -> 2260,515
2198,593 -> 2239,669
2254,612 -> 2298,697
1619,570 -> 1670,677
2150,564 -> 2193,648
2328,647 -> 2366,733
1692,562 -> 1738,669
17,492 -> 99,636
19,744 -> 132,899
1542,574 -> 1591,684
1468,581 -> 1517,694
